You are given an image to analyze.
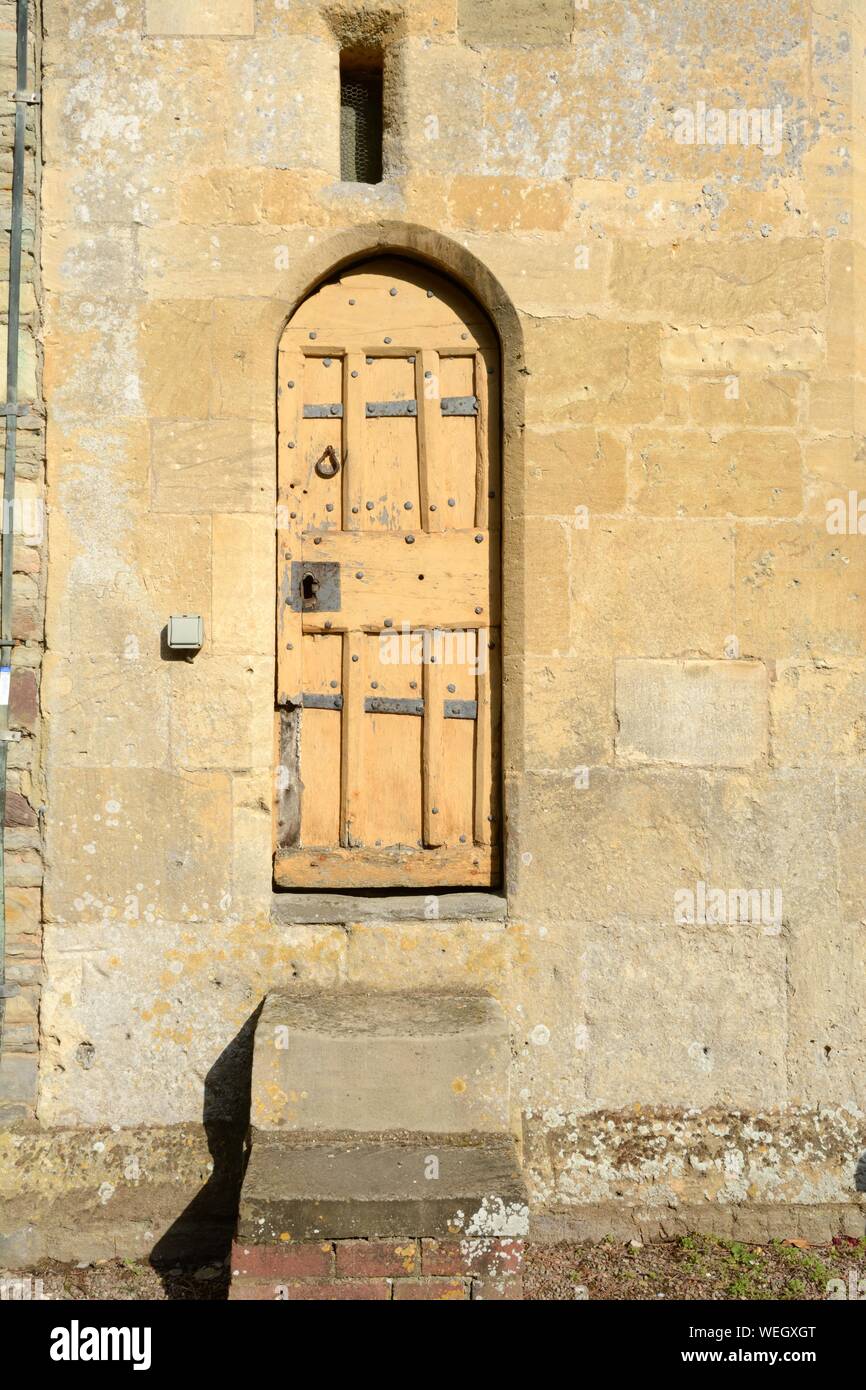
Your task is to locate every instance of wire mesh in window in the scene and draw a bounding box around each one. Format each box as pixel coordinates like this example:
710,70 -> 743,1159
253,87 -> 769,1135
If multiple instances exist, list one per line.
340,67 -> 384,184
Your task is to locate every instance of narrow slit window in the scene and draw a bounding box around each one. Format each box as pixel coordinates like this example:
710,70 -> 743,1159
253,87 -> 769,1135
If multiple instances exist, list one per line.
340,54 -> 384,184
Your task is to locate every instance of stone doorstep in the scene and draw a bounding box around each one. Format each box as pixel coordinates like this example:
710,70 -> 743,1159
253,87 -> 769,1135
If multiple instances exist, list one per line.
236,1132 -> 529,1244
251,988 -> 511,1135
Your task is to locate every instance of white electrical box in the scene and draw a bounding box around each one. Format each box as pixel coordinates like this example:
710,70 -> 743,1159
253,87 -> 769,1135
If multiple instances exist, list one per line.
167,615 -> 204,650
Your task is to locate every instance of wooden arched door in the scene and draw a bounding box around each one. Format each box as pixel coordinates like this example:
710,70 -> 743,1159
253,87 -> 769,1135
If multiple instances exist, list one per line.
275,257 -> 500,889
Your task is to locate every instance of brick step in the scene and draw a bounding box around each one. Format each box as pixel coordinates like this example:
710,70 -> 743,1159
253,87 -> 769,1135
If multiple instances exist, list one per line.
229,1235 -> 524,1301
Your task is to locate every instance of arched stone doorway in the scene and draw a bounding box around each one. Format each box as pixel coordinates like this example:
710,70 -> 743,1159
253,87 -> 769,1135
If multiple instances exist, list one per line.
274,256 -> 501,890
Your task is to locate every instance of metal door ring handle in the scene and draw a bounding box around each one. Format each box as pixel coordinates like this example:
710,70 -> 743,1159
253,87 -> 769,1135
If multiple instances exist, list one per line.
315,446 -> 341,479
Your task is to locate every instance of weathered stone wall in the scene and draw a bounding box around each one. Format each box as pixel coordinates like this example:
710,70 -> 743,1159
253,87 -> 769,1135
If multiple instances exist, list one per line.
0,0 -> 45,1122
8,0 -> 863,1243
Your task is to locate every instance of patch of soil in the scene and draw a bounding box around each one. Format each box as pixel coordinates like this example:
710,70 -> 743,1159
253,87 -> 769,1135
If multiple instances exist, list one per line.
523,1233 -> 866,1301
3,1258 -> 230,1301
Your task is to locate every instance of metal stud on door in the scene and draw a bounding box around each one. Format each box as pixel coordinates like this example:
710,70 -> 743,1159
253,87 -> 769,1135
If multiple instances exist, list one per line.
275,258 -> 501,889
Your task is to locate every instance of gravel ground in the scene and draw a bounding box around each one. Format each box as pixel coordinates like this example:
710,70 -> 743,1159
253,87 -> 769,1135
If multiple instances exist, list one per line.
4,1233 -> 865,1301
523,1233 -> 866,1301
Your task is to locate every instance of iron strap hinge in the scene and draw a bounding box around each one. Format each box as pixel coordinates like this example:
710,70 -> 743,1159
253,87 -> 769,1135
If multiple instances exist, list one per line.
439,396 -> 478,416
366,399 -> 416,417
304,397 -> 479,420
366,696 -> 424,716
295,695 -> 479,719
8,91 -> 39,104
301,693 -> 343,711
365,697 -> 478,719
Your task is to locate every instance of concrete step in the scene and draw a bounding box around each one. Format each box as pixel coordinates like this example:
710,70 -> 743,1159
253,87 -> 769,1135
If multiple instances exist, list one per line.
251,989 -> 511,1135
237,1132 -> 528,1242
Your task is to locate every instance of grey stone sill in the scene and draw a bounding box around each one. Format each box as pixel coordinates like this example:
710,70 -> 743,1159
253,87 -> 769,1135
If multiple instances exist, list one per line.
271,891 -> 507,925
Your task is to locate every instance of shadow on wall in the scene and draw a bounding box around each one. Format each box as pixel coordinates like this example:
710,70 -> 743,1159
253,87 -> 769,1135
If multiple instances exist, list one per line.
150,1004 -> 262,1296
855,1153 -> 866,1195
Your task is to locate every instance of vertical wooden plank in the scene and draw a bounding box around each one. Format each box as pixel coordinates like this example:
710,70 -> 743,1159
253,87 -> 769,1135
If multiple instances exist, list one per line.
474,627 -> 493,845
474,350 -> 492,530
275,706 -> 302,848
299,633 -> 342,846
423,638 -> 446,846
342,351 -> 364,530
340,631 -> 364,847
277,346 -> 304,705
415,349 -> 442,533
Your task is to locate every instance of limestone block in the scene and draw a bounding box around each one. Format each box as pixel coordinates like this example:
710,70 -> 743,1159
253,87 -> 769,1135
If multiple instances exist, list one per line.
448,178 -> 570,233
505,920 -> 588,1119
630,429 -> 802,517
803,436 -> 863,522
523,317 -> 662,426
461,234 -> 610,316
770,661 -> 866,766
787,920 -> 866,1107
526,427 -> 625,517
610,238 -> 825,322
251,990 -> 511,1133
42,225 -> 141,298
582,923 -> 787,1110
212,514 -> 275,655
509,769 -> 705,924
476,50 -> 582,180
5,885 -> 41,946
44,42 -> 236,175
45,416 -> 149,506
706,770 -> 837,931
458,0 -> 573,46
615,660 -> 768,768
169,655 -> 273,771
55,513 -> 212,659
140,224 -> 312,298
237,1133 -> 527,1242
826,240 -> 863,377
809,377 -> 859,434
518,517 -> 571,655
151,419 -> 273,513
231,771 -> 273,923
571,519 -> 735,659
42,296 -> 146,423
145,0 -> 255,36
512,653 -> 613,771
837,771 -> 866,922
686,376 -> 800,428
42,653 -> 170,768
180,168 -> 265,227
221,39 -> 337,173
735,522 -> 866,660
0,1053 -> 37,1108
38,919 -> 347,1126
396,39 -> 486,176
345,920 -> 509,994
0,327 -> 37,401
660,326 -> 824,375
42,163 -> 179,229
210,298 -> 287,422
12,573 -> 40,640
138,301 -> 212,419
259,169 -> 337,229
44,768 -> 233,926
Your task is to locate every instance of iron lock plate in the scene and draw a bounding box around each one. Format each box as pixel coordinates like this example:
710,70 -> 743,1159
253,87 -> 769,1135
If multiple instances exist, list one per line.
289,560 -> 341,613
